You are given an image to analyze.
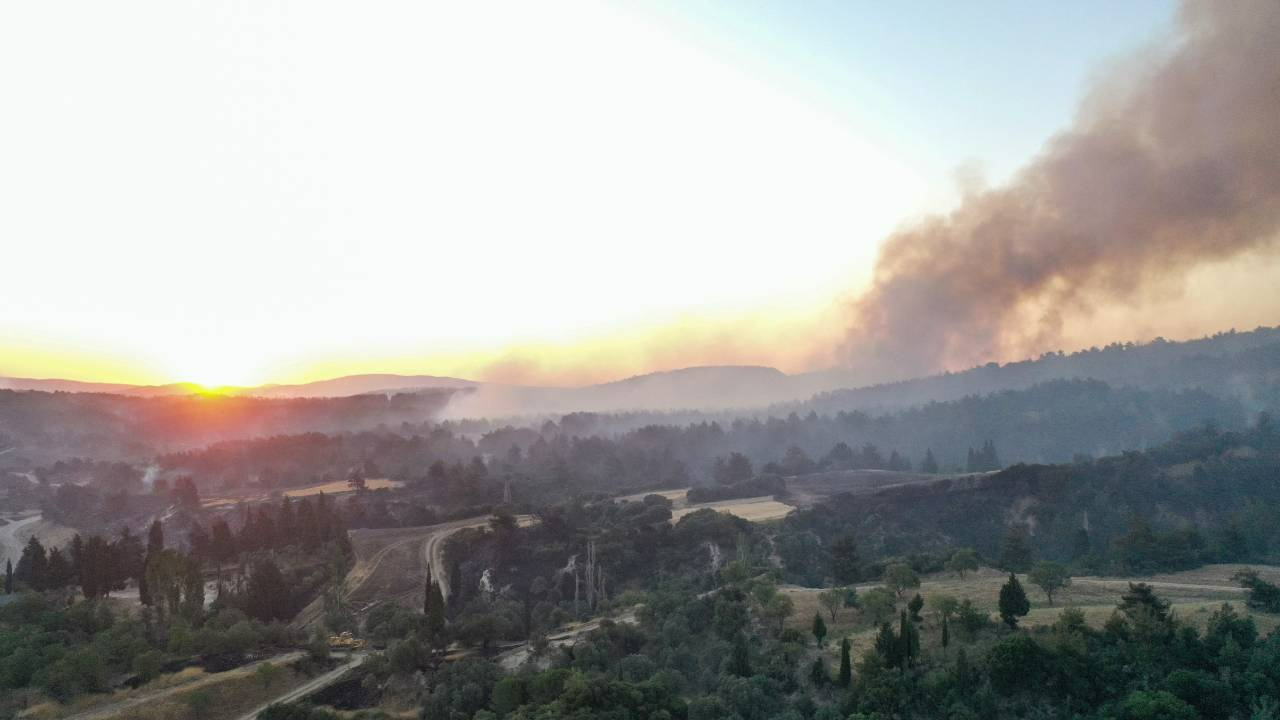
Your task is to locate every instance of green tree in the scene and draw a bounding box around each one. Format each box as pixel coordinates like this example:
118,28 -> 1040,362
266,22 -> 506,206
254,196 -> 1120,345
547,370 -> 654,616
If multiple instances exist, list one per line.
998,573 -> 1030,628
4,559 -> 11,594
244,559 -> 292,622
883,563 -> 920,599
255,661 -> 283,690
941,614 -> 950,648
898,610 -> 919,668
15,536 -> 47,590
838,637 -> 852,687
131,651 -> 164,683
907,593 -> 924,621
946,548 -> 980,579
860,587 -> 897,625
1028,561 -> 1072,606
812,612 -> 828,647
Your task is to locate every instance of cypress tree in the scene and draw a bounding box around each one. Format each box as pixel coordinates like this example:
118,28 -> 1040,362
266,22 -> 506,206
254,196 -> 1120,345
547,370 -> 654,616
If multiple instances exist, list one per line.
838,637 -> 852,687
908,593 -> 924,621
4,559 -> 12,594
449,561 -> 463,608
942,614 -> 950,648
999,572 -> 1031,628
812,612 -> 828,647
728,632 -> 752,677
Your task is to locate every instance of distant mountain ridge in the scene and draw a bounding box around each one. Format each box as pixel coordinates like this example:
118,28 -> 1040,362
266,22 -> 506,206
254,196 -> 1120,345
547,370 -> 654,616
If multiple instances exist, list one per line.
4,325 -> 1278,418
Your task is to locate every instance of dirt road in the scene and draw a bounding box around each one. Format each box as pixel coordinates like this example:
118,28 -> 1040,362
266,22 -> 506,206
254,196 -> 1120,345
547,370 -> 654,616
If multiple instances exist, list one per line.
0,512 -> 41,567
233,652 -> 366,720
60,652 -> 305,720
294,516 -> 496,628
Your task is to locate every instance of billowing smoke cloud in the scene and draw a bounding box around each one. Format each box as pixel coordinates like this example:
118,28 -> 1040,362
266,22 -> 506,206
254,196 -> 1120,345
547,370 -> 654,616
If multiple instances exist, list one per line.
843,0 -> 1280,381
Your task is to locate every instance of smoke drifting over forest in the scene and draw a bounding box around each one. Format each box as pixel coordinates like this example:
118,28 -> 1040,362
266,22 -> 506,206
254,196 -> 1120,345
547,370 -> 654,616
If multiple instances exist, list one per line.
842,0 -> 1280,381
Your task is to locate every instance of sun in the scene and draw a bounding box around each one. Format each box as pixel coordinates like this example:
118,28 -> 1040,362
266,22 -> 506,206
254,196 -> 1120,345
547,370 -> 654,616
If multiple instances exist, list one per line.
165,348 -> 262,389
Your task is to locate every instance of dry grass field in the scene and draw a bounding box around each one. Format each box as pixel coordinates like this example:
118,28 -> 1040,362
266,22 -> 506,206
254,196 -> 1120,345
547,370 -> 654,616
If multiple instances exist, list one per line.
20,653 -> 309,720
783,563 -> 1280,664
618,488 -> 796,524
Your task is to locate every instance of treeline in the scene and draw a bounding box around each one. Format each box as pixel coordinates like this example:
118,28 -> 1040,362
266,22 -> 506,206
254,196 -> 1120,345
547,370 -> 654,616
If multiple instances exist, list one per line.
776,414 -> 1280,584
137,379 -> 1257,517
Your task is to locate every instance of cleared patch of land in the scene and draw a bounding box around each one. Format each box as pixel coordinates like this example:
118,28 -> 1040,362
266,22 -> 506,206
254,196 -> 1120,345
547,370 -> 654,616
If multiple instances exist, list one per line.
202,478 -> 405,509
30,651 -> 307,720
283,478 -> 403,498
783,563 -> 1280,663
618,488 -> 795,524
784,469 -> 971,508
671,496 -> 794,523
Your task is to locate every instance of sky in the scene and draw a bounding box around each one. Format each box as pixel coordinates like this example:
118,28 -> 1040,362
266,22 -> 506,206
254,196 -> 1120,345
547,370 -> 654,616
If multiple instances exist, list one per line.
8,0 -> 1268,388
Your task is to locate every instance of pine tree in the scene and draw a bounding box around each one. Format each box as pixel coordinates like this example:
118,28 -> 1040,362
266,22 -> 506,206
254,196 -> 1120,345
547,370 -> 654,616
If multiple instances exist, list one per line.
812,612 -> 828,647
999,572 -> 1031,628
16,537 -> 47,590
838,637 -> 852,687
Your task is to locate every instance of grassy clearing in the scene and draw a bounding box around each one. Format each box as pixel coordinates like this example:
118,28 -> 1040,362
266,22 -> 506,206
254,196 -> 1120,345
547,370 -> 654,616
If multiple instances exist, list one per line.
19,655 -> 309,720
618,488 -> 795,524
671,497 -> 795,523
283,478 -> 403,498
784,563 -> 1280,663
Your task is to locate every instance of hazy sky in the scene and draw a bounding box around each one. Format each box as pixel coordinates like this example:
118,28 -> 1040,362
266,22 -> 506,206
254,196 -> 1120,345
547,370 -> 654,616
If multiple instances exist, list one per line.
10,0 -> 1267,388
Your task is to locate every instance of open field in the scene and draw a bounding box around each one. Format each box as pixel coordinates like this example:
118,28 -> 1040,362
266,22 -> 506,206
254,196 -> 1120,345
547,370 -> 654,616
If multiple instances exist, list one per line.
22,652 -> 307,720
202,478 -> 405,509
283,478 -> 403,498
670,496 -> 795,523
783,563 -> 1280,662
618,488 -> 795,524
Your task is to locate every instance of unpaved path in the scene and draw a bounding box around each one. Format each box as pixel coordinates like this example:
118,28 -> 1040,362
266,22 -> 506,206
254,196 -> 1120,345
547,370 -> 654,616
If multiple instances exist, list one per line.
0,512 -> 41,567
1071,577 -> 1247,594
60,652 -> 305,720
233,652 -> 366,720
294,516 -> 497,628
496,608 -> 639,671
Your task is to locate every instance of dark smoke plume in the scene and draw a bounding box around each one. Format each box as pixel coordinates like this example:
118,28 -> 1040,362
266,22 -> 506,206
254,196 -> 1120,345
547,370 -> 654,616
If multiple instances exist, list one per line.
843,0 -> 1280,380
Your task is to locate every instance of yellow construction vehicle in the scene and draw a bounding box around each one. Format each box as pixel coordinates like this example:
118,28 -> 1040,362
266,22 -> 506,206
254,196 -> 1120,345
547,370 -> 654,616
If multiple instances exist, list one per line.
327,631 -> 365,650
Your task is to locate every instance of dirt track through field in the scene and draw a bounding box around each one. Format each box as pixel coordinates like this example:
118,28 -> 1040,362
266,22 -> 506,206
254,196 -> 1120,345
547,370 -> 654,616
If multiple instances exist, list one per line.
60,652 -> 305,720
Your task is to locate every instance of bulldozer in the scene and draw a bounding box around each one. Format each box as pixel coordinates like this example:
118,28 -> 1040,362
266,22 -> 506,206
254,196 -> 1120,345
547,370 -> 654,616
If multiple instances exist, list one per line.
327,631 -> 365,650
